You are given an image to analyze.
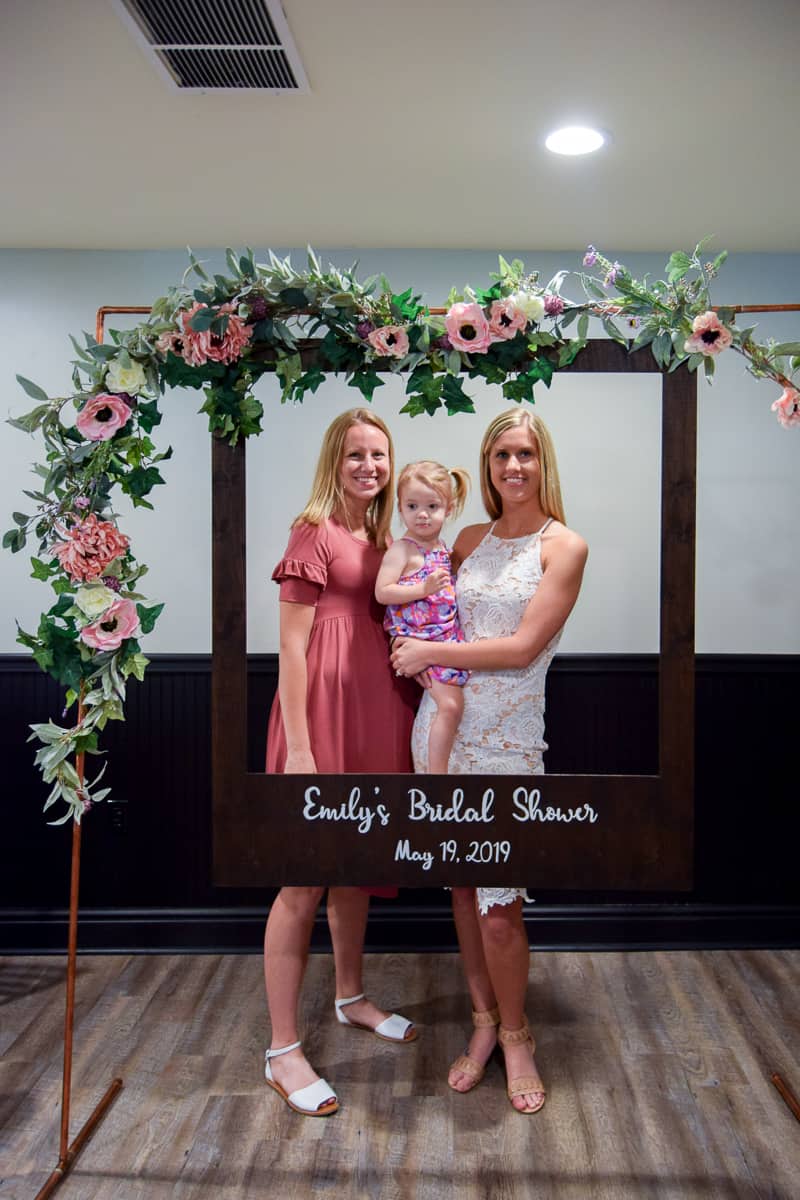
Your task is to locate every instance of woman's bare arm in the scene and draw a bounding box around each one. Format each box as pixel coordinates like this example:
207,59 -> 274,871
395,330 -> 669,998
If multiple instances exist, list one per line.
277,600 -> 317,773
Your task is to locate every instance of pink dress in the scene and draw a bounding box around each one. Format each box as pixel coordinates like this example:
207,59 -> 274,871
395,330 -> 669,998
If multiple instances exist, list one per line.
266,517 -> 417,775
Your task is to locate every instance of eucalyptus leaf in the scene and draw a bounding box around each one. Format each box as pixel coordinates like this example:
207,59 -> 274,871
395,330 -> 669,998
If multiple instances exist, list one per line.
16,374 -> 50,403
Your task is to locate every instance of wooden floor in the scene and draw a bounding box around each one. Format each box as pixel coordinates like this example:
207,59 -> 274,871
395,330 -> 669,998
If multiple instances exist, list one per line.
1,950 -> 798,1199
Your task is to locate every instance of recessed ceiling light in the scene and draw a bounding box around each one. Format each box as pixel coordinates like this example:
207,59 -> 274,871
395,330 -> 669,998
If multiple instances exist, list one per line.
545,126 -> 607,156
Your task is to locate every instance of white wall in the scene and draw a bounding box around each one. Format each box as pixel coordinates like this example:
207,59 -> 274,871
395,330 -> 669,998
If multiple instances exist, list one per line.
1,247 -> 798,654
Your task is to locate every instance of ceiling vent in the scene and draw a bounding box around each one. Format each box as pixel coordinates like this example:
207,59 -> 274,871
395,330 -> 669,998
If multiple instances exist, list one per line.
111,0 -> 310,92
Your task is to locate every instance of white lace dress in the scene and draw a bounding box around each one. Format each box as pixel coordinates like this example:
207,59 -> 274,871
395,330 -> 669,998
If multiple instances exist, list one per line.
411,520 -> 561,914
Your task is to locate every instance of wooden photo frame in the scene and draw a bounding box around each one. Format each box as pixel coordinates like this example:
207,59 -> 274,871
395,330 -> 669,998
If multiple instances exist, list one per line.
211,341 -> 695,891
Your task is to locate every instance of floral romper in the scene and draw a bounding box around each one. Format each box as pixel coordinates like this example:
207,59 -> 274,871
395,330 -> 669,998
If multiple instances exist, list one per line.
383,539 -> 469,687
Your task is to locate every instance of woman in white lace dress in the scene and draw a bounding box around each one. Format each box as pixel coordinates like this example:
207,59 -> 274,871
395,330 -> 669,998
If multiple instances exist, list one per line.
392,409 -> 587,1114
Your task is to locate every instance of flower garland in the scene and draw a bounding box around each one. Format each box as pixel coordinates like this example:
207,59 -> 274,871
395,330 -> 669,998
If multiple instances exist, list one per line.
4,240 -> 798,823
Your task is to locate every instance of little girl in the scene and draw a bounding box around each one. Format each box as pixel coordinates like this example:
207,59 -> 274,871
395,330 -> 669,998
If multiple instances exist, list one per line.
375,461 -> 470,773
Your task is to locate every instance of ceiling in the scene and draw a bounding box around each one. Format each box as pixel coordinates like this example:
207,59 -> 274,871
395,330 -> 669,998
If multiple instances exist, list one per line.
1,0 -> 798,252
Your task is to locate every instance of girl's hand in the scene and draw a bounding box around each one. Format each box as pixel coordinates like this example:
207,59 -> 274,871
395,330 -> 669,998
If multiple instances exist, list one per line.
423,567 -> 450,596
284,748 -> 317,774
391,636 -> 435,678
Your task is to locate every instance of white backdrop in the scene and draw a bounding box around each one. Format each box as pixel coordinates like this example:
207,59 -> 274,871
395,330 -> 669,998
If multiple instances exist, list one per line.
1,246 -> 798,654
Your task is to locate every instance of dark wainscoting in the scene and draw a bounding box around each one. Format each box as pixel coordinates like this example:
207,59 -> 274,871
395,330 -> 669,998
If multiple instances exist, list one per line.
2,653 -> 798,953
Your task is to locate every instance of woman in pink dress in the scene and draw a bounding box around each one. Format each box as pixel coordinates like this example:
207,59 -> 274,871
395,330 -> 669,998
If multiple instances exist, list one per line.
263,408 -> 418,1117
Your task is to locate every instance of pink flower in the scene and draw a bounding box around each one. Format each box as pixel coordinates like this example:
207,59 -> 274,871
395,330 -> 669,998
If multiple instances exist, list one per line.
771,386 -> 800,429
52,514 -> 130,583
80,597 -> 140,651
488,299 -> 528,341
179,302 -> 253,367
367,325 -> 409,358
155,329 -> 184,357
444,302 -> 492,354
544,293 -> 565,317
684,311 -> 733,356
75,393 -> 131,442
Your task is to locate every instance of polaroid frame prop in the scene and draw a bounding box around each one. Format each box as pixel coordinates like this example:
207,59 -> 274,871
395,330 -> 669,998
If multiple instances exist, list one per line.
211,340 -> 695,891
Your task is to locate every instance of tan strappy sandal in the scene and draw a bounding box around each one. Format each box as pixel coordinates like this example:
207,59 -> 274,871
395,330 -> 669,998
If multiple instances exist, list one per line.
498,1020 -> 546,1114
448,1005 -> 500,1093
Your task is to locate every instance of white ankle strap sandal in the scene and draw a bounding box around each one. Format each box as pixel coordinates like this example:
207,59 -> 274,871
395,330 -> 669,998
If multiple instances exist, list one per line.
264,1041 -> 338,1116
334,993 -> 417,1043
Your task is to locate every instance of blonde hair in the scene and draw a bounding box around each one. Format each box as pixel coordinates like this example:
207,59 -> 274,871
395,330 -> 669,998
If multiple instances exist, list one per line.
480,409 -> 565,523
397,460 -> 471,521
293,408 -> 395,548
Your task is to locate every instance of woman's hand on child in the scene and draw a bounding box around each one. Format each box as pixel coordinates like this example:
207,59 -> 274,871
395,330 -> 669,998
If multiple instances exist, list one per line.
423,567 -> 450,596
392,636 -> 434,679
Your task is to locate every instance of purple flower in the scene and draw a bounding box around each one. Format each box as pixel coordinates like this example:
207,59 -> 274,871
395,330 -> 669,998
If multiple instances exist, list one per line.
74,495 -> 91,510
543,293 -> 565,317
583,246 -> 598,267
604,262 -> 622,288
355,320 -> 375,339
435,334 -> 454,351
101,575 -> 122,593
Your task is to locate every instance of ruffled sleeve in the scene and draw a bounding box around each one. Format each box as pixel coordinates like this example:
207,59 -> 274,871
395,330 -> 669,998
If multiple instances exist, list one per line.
272,520 -> 331,606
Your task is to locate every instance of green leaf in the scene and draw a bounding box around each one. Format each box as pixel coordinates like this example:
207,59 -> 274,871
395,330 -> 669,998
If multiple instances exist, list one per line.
43,622 -> 85,689
583,278 -> 607,301
3,528 -> 25,552
30,556 -> 53,581
348,369 -> 385,403
503,373 -> 536,404
405,364 -> 442,401
390,287 -> 423,321
292,367 -> 326,403
467,357 -> 508,386
318,329 -> 360,372
136,602 -> 164,634
188,249 -> 210,280
278,287 -> 308,309
12,511 -> 29,526
771,343 -> 800,357
666,252 -> 692,284
87,343 -> 119,362
577,313 -> 589,341
473,283 -> 504,305
557,339 -> 585,367
16,374 -> 50,403
651,331 -> 673,369
447,350 -> 462,375
122,651 -> 149,681
7,404 -> 51,434
136,400 -> 162,433
186,305 -> 216,332
49,592 -> 75,619
124,466 -> 165,500
441,375 -> 475,415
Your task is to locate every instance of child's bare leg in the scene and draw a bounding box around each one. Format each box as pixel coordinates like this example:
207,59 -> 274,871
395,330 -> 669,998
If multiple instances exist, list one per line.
427,679 -> 464,773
